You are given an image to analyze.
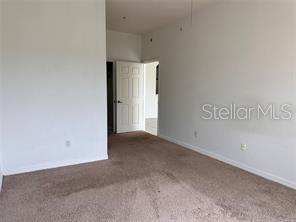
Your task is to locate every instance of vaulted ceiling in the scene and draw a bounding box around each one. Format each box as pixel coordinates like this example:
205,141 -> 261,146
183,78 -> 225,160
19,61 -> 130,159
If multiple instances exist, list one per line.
106,0 -> 215,34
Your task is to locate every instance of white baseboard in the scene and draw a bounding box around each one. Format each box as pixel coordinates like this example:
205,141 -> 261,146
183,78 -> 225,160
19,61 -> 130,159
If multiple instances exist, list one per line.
159,134 -> 296,190
4,154 -> 108,176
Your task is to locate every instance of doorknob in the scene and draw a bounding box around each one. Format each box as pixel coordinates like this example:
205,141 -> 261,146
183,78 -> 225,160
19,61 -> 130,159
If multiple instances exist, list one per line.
114,100 -> 123,104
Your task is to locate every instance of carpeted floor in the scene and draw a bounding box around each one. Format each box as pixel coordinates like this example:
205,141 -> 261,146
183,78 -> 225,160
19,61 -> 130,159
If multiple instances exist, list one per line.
0,132 -> 295,222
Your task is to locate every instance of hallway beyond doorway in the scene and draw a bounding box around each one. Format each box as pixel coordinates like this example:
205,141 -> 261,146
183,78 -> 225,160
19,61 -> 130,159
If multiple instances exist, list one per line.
144,61 -> 159,136
145,118 -> 157,136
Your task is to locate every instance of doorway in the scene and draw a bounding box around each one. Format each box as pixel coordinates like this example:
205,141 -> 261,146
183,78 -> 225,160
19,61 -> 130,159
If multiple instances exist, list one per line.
108,60 -> 160,135
144,61 -> 159,136
106,61 -> 114,134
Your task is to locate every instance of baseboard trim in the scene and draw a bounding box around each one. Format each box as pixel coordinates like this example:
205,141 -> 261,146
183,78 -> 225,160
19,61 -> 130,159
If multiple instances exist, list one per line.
159,134 -> 296,190
4,154 -> 109,176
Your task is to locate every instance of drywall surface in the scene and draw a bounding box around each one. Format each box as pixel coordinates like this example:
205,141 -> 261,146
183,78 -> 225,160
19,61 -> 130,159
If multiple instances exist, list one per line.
0,136 -> 2,189
0,0 -> 3,189
0,168 -> 2,191
107,30 -> 141,62
145,62 -> 158,119
1,0 -> 107,175
142,1 -> 296,188
0,152 -> 2,190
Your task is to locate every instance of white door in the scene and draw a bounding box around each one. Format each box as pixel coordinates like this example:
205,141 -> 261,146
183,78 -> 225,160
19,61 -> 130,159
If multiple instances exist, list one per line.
116,61 -> 144,133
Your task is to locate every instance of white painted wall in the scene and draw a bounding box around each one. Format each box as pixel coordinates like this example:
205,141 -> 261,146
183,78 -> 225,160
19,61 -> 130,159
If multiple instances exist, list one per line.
107,30 -> 141,62
1,0 -> 108,175
142,1 -> 296,189
0,146 -> 2,190
145,62 -> 158,119
0,0 -> 4,190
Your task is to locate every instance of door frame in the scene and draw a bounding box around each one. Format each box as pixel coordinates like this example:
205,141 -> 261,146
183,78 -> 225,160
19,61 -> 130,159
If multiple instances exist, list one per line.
108,58 -> 160,135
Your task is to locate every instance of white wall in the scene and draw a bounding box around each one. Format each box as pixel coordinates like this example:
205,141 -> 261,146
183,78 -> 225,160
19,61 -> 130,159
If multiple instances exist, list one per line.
142,1 -> 296,189
145,62 -> 158,119
1,0 -> 108,175
0,146 -> 2,191
0,0 -> 3,190
107,30 -> 141,62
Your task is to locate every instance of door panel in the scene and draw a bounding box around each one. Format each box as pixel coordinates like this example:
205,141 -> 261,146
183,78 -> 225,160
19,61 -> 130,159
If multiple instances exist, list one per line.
116,61 -> 144,133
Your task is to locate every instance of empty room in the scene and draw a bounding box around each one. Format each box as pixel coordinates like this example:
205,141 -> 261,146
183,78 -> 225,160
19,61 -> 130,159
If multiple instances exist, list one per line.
0,0 -> 296,221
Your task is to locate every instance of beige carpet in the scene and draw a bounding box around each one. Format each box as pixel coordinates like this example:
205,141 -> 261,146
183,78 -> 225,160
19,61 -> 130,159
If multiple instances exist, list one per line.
0,132 -> 295,222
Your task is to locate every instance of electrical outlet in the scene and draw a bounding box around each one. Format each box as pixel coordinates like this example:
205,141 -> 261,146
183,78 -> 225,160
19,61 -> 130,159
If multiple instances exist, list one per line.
66,140 -> 71,147
240,144 -> 247,151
